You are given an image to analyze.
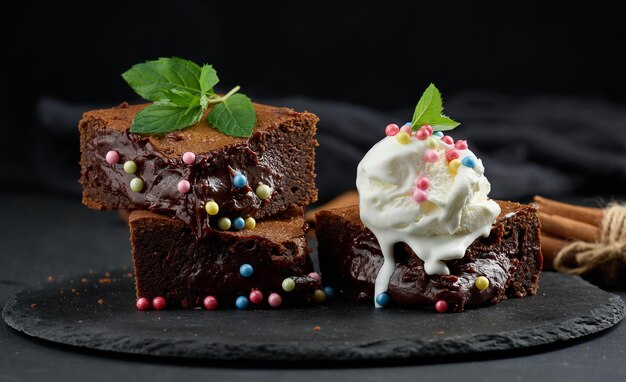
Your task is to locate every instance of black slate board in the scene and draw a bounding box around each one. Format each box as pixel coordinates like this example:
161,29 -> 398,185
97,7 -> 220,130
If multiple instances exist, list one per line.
2,270 -> 624,362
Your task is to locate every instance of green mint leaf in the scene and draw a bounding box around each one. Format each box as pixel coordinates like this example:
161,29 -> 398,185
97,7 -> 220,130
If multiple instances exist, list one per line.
199,64 -> 219,94
411,83 -> 459,130
207,93 -> 256,137
122,57 -> 202,101
130,100 -> 203,134
162,88 -> 199,107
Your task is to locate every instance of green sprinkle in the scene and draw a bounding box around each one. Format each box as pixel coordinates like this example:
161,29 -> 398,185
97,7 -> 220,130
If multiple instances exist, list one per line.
282,277 -> 296,292
256,184 -> 271,200
129,177 -> 144,192
218,217 -> 231,231
123,161 -> 137,174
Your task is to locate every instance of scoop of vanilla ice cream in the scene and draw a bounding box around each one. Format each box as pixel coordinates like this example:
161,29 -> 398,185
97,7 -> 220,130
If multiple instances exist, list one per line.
356,133 -> 500,283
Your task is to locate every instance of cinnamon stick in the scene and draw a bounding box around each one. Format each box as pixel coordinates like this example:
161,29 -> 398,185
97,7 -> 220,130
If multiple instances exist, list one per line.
533,195 -> 603,226
538,211 -> 600,243
540,234 -> 570,270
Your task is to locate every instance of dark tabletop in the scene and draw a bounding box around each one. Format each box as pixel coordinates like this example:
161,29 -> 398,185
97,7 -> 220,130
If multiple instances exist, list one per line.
1,192 -> 625,382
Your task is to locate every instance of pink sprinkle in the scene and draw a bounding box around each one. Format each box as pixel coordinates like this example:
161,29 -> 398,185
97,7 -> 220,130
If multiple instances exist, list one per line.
105,150 -> 120,165
435,300 -> 449,313
308,272 -> 321,281
422,125 -> 433,135
424,149 -> 440,163
441,135 -> 454,145
136,297 -> 151,311
400,124 -> 413,135
203,296 -> 218,310
415,128 -> 429,140
412,189 -> 427,203
182,152 -> 196,165
177,180 -> 191,194
416,176 -> 430,190
454,140 -> 468,150
268,293 -> 283,308
385,124 -> 399,136
446,149 -> 461,162
249,290 -> 264,304
152,296 -> 167,311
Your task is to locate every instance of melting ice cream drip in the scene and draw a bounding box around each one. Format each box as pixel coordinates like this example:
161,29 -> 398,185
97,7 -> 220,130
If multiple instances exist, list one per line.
356,127 -> 500,308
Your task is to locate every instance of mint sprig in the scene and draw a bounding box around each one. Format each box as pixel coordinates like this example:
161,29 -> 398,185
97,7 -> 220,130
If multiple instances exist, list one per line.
411,83 -> 459,131
122,57 -> 256,137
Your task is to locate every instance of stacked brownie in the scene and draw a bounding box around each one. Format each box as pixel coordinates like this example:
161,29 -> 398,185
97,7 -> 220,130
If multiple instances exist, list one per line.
79,102 -> 321,309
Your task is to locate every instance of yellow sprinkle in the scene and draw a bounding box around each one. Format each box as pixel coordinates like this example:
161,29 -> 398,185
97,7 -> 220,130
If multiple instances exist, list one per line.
129,177 -> 144,192
425,136 -> 438,149
217,217 -> 231,231
395,131 -> 411,144
312,289 -> 326,303
449,158 -> 461,174
205,201 -> 219,215
475,276 -> 490,291
123,160 -> 137,174
256,184 -> 271,200
244,217 -> 256,230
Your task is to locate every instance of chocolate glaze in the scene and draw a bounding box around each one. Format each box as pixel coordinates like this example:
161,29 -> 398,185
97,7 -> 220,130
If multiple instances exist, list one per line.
316,201 -> 542,312
86,129 -> 278,238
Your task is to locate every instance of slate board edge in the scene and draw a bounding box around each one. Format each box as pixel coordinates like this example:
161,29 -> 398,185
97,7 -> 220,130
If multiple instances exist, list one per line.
2,276 -> 625,362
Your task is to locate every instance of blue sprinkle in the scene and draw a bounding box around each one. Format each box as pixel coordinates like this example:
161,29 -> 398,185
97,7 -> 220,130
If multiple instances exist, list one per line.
239,263 -> 254,278
232,173 -> 247,188
375,292 -> 390,307
236,296 -> 249,310
462,157 -> 476,168
434,131 -> 444,137
403,122 -> 412,127
324,286 -> 335,299
232,217 -> 245,231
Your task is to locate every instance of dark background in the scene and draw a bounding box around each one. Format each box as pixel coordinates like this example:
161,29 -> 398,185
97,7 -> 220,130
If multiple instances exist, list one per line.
1,1 -> 625,202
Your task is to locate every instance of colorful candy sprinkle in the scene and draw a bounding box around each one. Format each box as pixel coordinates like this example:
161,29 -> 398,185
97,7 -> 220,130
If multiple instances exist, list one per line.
249,290 -> 264,304
256,184 -> 271,200
441,135 -> 454,145
232,217 -> 245,231
203,296 -> 218,310
324,286 -> 335,299
415,128 -> 429,140
177,179 -> 191,194
182,152 -> 196,165
422,125 -> 434,135
375,292 -> 390,307
313,289 -> 326,303
462,157 -> 476,168
454,140 -> 468,150
404,122 -> 412,127
136,297 -> 151,311
244,217 -> 256,230
434,131 -> 444,137
308,272 -> 321,281
445,148 -> 460,162
416,176 -> 430,190
105,150 -> 120,165
412,189 -> 427,203
385,123 -> 399,136
395,131 -> 411,144
130,177 -> 144,192
232,173 -> 247,188
123,160 -> 137,174
475,276 -> 490,291
435,300 -> 449,313
449,159 -> 461,175
268,293 -> 283,308
218,217 -> 231,231
282,277 -> 296,292
239,264 -> 254,278
205,201 -> 219,215
152,296 -> 167,311
425,136 -> 438,149
424,149 -> 440,163
235,296 -> 249,310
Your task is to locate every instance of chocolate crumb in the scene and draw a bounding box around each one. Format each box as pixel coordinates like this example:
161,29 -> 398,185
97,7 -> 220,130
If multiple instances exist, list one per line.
30,303 -> 37,309
97,298 -> 105,305
313,326 -> 321,331
165,131 -> 185,142
98,278 -> 112,284
116,101 -> 129,109
46,276 -> 53,282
